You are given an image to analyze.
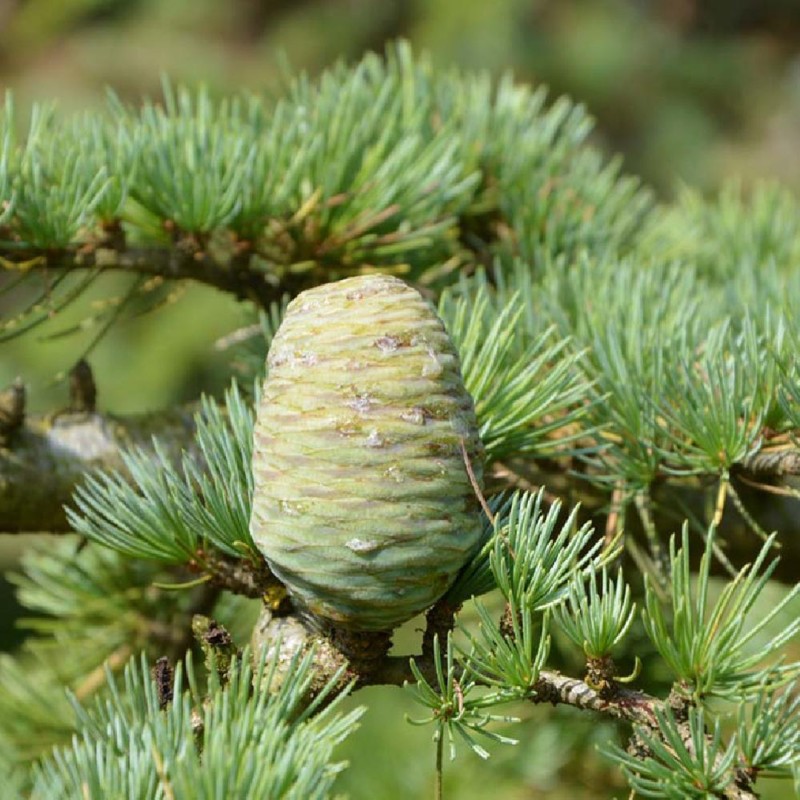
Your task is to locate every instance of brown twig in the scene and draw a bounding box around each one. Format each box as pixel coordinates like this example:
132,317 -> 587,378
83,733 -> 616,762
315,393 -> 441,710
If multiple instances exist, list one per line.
460,437 -> 494,525
197,551 -> 283,599
735,472 -> 800,498
4,245 -> 301,309
421,598 -> 460,661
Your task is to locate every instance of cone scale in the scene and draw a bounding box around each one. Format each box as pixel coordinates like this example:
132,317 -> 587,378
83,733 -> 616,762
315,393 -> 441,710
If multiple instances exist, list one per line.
250,274 -> 484,631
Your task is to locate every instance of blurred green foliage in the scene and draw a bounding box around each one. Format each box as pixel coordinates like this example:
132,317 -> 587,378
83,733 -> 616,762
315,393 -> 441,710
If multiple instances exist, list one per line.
2,0 -> 799,413
2,0 -> 799,193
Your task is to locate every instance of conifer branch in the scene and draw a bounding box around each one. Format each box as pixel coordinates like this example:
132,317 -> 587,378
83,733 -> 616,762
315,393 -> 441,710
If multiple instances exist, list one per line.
0,407 -> 196,533
372,658 -> 758,800
199,551 -> 282,598
740,443 -> 800,478
3,45 -> 799,799
3,244 -> 304,308
5,397 -> 800,590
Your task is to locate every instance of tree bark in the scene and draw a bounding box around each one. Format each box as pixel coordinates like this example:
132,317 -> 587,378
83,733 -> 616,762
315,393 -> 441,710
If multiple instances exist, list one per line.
3,243 -> 316,309
0,408 -> 196,533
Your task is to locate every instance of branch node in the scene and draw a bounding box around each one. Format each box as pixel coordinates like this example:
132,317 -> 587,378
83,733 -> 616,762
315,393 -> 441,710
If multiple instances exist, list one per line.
0,377 -> 25,446
422,598 -> 460,661
69,359 -> 97,413
152,656 -> 175,709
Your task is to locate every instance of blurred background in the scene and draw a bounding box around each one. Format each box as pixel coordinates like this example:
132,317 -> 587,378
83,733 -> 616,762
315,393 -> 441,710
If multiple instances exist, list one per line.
1,1 -> 799,798
3,0 -> 800,192
4,0 -> 800,412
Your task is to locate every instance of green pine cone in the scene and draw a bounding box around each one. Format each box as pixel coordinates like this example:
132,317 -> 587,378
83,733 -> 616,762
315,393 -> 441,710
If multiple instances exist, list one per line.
250,274 -> 484,631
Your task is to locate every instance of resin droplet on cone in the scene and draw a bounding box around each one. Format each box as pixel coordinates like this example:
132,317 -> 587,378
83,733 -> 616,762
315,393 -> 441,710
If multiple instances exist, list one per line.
250,274 -> 484,631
